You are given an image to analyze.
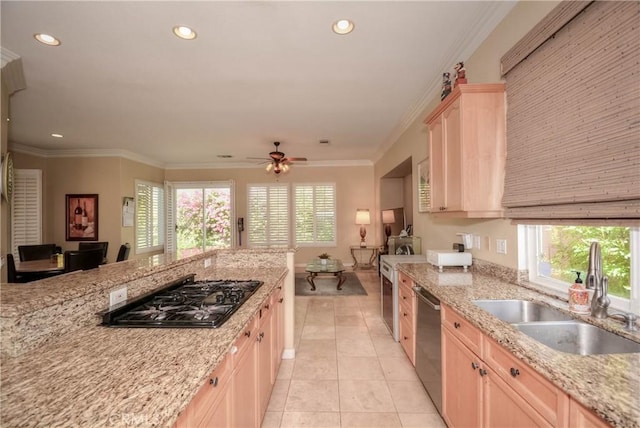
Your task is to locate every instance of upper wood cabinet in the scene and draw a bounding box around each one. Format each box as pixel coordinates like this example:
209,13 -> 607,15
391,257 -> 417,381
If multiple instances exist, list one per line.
424,83 -> 506,218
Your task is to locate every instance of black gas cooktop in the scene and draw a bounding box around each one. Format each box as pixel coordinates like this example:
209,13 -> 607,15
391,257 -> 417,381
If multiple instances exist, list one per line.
101,274 -> 263,328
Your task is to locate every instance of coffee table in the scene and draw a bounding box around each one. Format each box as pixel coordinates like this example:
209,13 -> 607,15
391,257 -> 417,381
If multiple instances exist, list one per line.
305,259 -> 346,291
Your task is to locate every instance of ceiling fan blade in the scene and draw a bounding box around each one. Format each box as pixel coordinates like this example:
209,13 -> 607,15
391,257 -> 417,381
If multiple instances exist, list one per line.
284,157 -> 308,162
246,157 -> 271,161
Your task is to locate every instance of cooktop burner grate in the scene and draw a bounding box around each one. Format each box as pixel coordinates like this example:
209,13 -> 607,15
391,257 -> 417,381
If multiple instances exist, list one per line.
101,275 -> 263,328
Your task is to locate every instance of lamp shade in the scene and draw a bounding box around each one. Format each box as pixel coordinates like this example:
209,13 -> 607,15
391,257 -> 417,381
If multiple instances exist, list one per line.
355,209 -> 370,225
382,209 -> 396,224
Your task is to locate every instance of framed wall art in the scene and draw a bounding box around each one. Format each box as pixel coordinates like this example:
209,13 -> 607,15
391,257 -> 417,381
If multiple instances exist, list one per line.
417,158 -> 431,212
66,194 -> 99,241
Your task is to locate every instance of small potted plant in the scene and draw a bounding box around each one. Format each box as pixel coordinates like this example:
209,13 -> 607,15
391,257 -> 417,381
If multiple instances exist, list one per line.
318,252 -> 330,265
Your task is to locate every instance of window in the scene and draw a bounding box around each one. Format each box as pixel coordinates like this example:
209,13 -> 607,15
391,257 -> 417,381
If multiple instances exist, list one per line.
247,184 -> 289,247
294,183 -> 336,246
167,181 -> 234,256
524,225 -> 639,314
136,180 -> 164,253
11,169 -> 42,256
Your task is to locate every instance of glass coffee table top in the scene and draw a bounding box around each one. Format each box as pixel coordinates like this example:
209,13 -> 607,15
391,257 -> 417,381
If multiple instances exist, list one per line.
305,259 -> 346,290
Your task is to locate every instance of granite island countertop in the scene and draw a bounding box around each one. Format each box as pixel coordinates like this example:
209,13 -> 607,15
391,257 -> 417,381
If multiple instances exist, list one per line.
0,267 -> 288,428
398,263 -> 640,428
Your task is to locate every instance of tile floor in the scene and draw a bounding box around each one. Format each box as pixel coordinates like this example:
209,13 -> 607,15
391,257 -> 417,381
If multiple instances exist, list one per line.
261,270 -> 446,428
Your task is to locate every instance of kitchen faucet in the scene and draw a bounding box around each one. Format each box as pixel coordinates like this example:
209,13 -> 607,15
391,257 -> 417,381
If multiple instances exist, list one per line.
586,241 -> 610,319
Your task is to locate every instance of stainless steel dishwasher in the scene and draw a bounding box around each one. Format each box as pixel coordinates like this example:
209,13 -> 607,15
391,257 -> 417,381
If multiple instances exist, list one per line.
413,285 -> 442,415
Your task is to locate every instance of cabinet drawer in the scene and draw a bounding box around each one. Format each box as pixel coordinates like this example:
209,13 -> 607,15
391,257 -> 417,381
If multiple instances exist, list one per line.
441,304 -> 482,357
175,355 -> 231,427
484,338 -> 569,426
232,316 -> 258,368
400,314 -> 415,366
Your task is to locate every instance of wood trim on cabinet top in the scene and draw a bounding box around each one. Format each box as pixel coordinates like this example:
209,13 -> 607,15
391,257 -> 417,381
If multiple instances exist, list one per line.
424,83 -> 506,125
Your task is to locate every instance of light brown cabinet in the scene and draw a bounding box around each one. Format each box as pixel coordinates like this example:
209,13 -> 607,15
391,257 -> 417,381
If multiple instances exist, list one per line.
424,83 -> 506,218
174,284 -> 285,428
569,399 -> 611,428
441,304 -> 570,428
398,272 -> 416,365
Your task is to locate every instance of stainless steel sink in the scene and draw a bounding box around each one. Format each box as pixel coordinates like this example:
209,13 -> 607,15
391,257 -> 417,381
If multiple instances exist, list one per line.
515,321 -> 640,355
473,299 -> 573,323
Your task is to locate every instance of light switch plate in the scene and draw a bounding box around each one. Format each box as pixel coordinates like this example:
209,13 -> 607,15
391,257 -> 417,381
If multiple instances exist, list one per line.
204,258 -> 212,268
496,239 -> 507,254
110,287 -> 127,307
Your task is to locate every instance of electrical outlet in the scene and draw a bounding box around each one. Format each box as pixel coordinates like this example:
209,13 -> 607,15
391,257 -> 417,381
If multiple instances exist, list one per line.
110,287 -> 127,307
204,258 -> 212,268
496,239 -> 507,255
473,235 -> 481,250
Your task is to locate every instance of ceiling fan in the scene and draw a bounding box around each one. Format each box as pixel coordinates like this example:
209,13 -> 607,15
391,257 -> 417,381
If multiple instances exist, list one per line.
248,142 -> 308,174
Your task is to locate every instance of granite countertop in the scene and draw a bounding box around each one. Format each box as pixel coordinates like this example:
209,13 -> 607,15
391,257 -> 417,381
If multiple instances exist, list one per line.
0,267 -> 288,428
398,263 -> 640,428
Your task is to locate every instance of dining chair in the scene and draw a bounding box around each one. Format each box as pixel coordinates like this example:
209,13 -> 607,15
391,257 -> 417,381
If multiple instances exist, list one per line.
116,243 -> 131,262
18,244 -> 58,262
6,254 -> 25,283
78,242 -> 109,263
63,248 -> 104,273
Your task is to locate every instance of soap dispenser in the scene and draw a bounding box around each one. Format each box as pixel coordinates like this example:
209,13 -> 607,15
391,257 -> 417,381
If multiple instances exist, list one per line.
568,271 -> 589,314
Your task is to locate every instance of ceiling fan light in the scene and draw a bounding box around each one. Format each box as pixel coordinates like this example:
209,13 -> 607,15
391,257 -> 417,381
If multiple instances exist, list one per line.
282,164 -> 290,173
266,163 -> 273,172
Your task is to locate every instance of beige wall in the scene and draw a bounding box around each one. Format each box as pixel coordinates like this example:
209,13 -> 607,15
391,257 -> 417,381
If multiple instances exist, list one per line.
375,0 -> 559,269
166,165 -> 375,264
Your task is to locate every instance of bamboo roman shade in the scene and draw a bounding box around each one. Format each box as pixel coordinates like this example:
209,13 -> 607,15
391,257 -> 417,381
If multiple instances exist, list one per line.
501,1 -> 640,223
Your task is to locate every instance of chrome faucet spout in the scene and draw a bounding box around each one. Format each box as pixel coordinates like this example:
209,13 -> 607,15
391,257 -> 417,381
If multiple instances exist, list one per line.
587,242 -> 609,319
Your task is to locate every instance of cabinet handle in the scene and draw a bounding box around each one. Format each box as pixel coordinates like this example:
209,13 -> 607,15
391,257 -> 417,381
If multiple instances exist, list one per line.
403,296 -> 407,300
403,312 -> 408,317
404,336 -> 408,340
277,285 -> 282,290
510,368 -> 520,377
264,303 -> 270,310
260,332 -> 265,339
479,369 -> 487,377
471,362 -> 479,370
244,330 -> 251,338
209,376 -> 219,387
279,298 -> 284,303
454,322 -> 461,329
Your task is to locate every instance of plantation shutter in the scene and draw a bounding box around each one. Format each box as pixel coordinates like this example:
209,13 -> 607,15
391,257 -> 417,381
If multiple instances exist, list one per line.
164,181 -> 175,254
136,180 -> 164,252
501,1 -> 640,223
247,184 -> 289,247
294,183 -> 336,245
11,169 -> 42,256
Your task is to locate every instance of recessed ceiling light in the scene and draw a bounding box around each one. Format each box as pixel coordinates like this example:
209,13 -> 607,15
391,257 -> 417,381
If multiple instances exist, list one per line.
332,19 -> 355,35
34,33 -> 61,46
173,26 -> 197,40
51,133 -> 63,138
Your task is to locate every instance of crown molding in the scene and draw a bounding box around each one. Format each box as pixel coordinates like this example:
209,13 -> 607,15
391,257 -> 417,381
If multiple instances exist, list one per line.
165,159 -> 373,170
1,47 -> 20,68
374,1 -> 516,164
1,48 -> 27,95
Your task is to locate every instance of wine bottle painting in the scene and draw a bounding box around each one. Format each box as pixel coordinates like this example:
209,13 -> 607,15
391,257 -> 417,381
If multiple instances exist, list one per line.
66,194 -> 99,241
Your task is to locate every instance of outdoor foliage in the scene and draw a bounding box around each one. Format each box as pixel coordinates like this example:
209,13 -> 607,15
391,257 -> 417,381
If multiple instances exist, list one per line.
547,226 -> 630,298
177,188 -> 231,254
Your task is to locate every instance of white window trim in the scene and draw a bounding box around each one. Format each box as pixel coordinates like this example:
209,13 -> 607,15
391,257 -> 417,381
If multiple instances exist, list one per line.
135,179 -> 165,254
293,182 -> 337,248
521,225 -> 639,315
11,169 -> 43,256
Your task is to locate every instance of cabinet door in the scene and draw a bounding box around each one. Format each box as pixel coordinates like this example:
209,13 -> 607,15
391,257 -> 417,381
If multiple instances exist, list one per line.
442,327 -> 482,428
483,365 -> 553,428
429,116 -> 446,212
569,399 -> 610,428
201,381 -> 232,428
258,300 -> 274,420
443,97 -> 462,211
272,286 -> 285,382
231,326 -> 258,428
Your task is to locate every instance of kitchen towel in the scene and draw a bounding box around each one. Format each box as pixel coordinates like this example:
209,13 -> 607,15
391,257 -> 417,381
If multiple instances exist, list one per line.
294,272 -> 367,296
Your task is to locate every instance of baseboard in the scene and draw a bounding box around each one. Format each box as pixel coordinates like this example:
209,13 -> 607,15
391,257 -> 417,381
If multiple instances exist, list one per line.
282,348 -> 295,359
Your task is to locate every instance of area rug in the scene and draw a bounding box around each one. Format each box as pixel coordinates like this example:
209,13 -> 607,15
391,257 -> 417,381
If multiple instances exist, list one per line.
295,272 -> 368,296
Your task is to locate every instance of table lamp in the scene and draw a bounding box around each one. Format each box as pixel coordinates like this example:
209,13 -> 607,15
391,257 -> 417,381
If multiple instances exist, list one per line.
382,209 -> 396,253
355,209 -> 370,247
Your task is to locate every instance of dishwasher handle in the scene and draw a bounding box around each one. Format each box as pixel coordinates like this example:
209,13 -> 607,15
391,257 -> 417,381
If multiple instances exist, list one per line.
413,286 -> 440,310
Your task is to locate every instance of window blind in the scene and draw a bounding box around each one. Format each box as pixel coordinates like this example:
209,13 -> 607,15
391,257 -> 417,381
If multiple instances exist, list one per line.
164,181 -> 175,254
247,184 -> 289,247
136,180 -> 164,252
294,183 -> 336,246
11,169 -> 42,256
501,1 -> 640,223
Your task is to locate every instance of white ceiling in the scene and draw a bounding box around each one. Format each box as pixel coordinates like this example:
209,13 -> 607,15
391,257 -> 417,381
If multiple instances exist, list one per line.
1,1 -> 515,169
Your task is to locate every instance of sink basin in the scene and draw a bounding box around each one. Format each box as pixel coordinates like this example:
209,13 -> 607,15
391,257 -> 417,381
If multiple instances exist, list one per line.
515,321 -> 640,355
473,299 -> 574,323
